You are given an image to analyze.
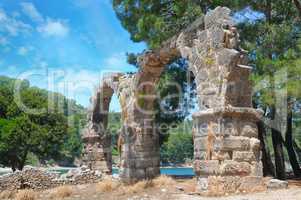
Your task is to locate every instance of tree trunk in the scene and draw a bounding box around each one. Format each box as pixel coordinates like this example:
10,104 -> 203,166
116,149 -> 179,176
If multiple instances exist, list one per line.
265,0 -> 272,23
293,140 -> 301,163
258,120 -> 275,176
17,151 -> 28,171
272,127 -> 286,180
293,0 -> 301,17
270,105 -> 286,180
284,109 -> 301,177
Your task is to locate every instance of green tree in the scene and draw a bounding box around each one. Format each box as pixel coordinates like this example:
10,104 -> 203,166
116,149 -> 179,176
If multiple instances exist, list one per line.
160,121 -> 193,164
160,133 -> 193,164
0,76 -> 86,169
0,116 -> 40,171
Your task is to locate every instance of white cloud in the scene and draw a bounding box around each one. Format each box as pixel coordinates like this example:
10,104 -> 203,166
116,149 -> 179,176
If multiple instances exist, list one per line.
0,36 -> 8,46
17,46 -> 34,56
20,2 -> 44,23
0,9 -> 32,36
104,53 -> 128,69
18,46 -> 28,55
38,19 -> 69,37
51,68 -> 101,106
103,53 -> 137,72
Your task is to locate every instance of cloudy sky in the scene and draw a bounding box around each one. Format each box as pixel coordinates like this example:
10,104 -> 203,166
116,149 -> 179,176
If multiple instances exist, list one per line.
0,1 -> 264,111
0,0 -> 145,110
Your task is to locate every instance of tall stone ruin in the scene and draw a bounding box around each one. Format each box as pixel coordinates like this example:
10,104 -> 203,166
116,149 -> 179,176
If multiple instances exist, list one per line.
181,8 -> 264,194
81,73 -> 122,174
81,6 -> 264,194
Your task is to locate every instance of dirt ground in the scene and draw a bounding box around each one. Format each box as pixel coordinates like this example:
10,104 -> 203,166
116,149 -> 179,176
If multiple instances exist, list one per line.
29,179 -> 301,200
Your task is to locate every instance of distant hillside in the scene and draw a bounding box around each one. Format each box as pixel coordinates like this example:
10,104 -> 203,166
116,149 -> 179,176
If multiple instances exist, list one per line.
0,75 -> 86,117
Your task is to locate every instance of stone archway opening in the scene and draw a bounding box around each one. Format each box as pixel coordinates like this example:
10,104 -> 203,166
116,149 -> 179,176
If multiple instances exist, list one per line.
155,57 -> 198,167
107,93 -> 123,170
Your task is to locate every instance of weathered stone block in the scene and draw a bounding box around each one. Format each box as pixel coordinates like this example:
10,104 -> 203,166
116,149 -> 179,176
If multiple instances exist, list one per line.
196,177 -> 209,191
205,176 -> 241,196
233,151 -> 256,163
194,160 -> 220,176
135,159 -> 154,169
194,136 -> 251,152
267,179 -> 288,190
250,138 -> 261,152
146,167 -> 160,178
204,7 -> 233,29
217,136 -> 251,151
222,119 -> 239,136
217,48 -> 240,67
250,161 -> 263,177
240,122 -> 258,138
220,161 -> 251,176
238,176 -> 266,193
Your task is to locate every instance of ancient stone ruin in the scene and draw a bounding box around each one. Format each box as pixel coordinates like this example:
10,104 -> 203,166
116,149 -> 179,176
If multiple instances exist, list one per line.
81,6 -> 264,194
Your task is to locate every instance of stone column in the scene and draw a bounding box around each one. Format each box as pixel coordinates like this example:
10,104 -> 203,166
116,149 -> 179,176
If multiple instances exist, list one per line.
81,81 -> 116,174
81,130 -> 112,174
180,7 -> 264,195
117,73 -> 161,183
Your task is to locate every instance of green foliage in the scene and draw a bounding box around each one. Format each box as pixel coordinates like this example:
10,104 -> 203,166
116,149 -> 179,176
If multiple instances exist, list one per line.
0,76 -> 86,170
112,0 -> 250,49
108,112 -> 122,154
0,116 -> 40,170
113,0 -> 204,48
155,59 -> 194,125
160,121 -> 193,164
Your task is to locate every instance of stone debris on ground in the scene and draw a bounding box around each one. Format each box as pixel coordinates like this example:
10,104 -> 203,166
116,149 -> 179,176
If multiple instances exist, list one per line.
267,179 -> 289,190
0,166 -> 103,191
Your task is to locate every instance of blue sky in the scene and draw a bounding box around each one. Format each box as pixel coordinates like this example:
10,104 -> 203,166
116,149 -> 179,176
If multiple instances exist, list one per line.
0,1 -> 264,111
0,0 -> 146,110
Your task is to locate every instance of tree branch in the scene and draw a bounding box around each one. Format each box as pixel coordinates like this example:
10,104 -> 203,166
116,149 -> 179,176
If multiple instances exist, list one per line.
293,0 -> 301,17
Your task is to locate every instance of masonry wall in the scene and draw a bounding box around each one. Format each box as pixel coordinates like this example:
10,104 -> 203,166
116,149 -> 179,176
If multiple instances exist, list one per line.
179,7 -> 264,195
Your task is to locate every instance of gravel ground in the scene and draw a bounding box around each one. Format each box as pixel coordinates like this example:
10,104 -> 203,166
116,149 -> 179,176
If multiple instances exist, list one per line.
34,180 -> 301,200
177,187 -> 301,200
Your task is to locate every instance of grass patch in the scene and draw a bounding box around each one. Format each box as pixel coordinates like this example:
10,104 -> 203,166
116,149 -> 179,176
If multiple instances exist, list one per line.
97,179 -> 120,192
0,190 -> 15,199
15,190 -> 36,200
126,180 -> 153,194
118,175 -> 177,195
51,185 -> 73,199
153,175 -> 176,188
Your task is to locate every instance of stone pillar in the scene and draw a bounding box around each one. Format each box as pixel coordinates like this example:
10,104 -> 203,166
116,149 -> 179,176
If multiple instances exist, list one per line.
181,7 -> 264,195
117,74 -> 161,183
193,108 -> 263,194
82,131 -> 112,174
81,75 -> 121,174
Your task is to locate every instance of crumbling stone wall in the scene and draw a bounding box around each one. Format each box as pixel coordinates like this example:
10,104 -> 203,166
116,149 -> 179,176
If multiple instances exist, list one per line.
0,167 -> 103,191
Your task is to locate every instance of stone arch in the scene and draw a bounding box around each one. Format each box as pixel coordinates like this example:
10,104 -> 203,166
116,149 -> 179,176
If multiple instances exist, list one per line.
81,73 -> 124,174
82,7 -> 264,193
124,6 -> 263,192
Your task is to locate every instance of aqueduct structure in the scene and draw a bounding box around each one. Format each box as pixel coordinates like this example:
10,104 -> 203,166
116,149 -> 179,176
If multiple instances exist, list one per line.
82,7 -> 264,194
